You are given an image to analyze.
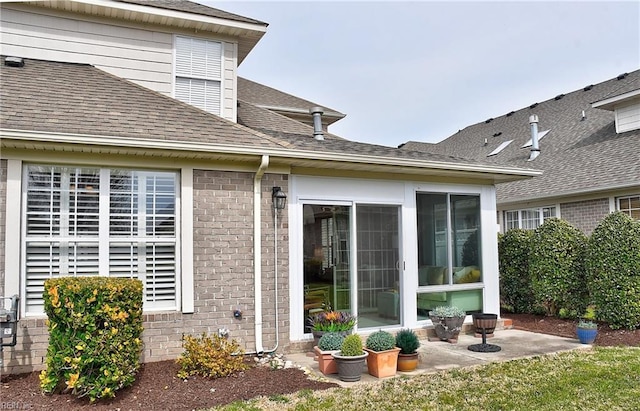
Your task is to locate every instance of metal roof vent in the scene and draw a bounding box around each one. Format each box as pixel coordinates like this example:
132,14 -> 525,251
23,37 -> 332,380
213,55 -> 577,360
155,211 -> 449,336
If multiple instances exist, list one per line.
528,115 -> 540,161
309,107 -> 324,141
4,57 -> 24,67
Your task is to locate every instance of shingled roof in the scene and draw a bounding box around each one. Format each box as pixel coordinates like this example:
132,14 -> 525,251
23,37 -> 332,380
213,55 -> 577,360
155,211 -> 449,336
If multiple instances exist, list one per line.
401,70 -> 640,204
0,56 -> 538,183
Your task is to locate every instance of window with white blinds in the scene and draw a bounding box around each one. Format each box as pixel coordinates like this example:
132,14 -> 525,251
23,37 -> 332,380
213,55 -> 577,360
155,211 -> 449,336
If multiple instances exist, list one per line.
503,206 -> 556,231
23,165 -> 179,314
175,36 -> 222,115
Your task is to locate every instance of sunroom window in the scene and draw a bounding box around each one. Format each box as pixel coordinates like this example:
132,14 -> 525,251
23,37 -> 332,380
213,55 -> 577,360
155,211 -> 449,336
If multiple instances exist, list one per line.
23,165 -> 179,314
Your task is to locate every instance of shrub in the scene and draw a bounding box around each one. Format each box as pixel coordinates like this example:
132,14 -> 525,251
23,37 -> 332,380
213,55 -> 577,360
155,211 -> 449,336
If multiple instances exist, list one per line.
429,305 -> 465,318
317,332 -> 344,351
365,330 -> 396,352
395,329 -> 420,354
176,333 -> 248,379
585,212 -> 640,329
340,334 -> 364,356
529,218 -> 588,317
498,229 -> 540,313
39,276 -> 143,401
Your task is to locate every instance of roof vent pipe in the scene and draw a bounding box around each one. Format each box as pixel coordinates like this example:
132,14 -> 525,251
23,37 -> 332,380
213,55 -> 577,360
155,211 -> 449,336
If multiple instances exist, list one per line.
528,114 -> 540,161
310,107 -> 324,141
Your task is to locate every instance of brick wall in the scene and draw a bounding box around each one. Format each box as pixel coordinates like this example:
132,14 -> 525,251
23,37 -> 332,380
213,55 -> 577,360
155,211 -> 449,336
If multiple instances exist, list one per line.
1,170 -> 291,375
560,198 -> 610,235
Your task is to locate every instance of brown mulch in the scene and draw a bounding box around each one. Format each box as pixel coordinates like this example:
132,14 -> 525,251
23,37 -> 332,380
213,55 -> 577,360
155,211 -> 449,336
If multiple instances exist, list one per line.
2,315 -> 639,410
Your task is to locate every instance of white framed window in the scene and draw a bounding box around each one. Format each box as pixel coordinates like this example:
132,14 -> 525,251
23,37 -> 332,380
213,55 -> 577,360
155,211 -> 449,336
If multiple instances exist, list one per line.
174,36 -> 222,115
503,206 -> 556,231
22,165 -> 179,314
617,195 -> 640,219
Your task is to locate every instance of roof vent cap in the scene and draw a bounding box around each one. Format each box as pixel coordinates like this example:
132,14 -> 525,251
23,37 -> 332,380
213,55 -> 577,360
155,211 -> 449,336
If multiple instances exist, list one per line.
4,57 -> 24,67
554,94 -> 565,101
617,73 -> 628,80
583,84 -> 594,91
529,102 -> 538,109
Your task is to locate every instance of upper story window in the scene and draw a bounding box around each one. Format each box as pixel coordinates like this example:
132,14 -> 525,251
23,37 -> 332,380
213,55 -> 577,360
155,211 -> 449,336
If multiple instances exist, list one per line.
175,36 -> 222,115
617,195 -> 640,219
23,165 -> 179,314
504,206 -> 556,231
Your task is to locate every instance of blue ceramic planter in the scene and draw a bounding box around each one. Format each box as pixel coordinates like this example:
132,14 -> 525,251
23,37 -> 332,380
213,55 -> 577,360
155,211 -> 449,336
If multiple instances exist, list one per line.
576,327 -> 598,344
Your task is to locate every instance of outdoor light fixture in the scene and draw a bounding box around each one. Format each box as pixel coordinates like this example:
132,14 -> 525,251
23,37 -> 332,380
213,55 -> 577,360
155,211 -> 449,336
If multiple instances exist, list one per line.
272,186 -> 287,210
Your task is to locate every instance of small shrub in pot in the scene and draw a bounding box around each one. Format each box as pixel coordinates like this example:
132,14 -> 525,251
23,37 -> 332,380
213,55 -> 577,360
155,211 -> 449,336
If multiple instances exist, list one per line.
318,332 -> 344,351
395,329 -> 420,354
365,330 -> 396,352
340,334 -> 364,356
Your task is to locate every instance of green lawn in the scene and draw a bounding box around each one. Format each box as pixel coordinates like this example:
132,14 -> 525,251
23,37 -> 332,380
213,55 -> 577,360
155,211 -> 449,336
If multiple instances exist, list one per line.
211,347 -> 640,410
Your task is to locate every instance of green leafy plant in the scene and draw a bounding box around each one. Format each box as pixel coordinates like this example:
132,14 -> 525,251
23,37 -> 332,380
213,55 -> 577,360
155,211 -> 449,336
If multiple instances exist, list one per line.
529,218 -> 588,317
499,229 -> 540,314
176,333 -> 248,379
365,330 -> 396,352
339,334 -> 364,357
317,332 -> 344,351
429,305 -> 466,318
577,319 -> 598,329
39,276 -> 143,402
308,310 -> 356,332
585,212 -> 640,329
395,329 -> 420,354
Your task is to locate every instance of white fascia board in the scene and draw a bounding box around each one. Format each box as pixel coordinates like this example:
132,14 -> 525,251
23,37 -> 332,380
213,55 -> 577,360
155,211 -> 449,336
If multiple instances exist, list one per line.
592,89 -> 640,111
0,128 -> 541,179
71,0 -> 268,33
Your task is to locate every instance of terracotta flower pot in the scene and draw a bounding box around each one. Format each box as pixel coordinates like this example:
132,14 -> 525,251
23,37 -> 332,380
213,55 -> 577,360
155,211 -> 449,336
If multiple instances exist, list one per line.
364,347 -> 401,378
397,352 -> 419,372
313,346 -> 339,374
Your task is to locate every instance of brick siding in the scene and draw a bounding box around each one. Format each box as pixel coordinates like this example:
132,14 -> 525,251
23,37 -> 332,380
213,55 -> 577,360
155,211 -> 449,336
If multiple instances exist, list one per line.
1,170 -> 290,375
560,198 -> 610,235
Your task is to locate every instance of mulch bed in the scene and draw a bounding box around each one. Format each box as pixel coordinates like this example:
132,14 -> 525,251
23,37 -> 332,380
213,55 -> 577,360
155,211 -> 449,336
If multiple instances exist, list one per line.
2,314 -> 639,410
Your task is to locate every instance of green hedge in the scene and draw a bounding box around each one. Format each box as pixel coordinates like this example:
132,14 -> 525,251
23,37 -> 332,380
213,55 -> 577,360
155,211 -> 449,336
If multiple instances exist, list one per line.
40,276 -> 143,401
498,229 -> 538,313
585,212 -> 640,329
529,218 -> 588,317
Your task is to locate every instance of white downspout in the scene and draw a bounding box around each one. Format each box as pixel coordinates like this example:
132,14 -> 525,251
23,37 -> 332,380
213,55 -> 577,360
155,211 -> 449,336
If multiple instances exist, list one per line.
253,155 -> 269,354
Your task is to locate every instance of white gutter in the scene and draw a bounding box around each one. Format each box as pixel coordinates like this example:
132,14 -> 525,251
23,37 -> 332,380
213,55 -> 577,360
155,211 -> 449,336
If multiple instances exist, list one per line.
0,129 -> 541,178
253,155 -> 269,354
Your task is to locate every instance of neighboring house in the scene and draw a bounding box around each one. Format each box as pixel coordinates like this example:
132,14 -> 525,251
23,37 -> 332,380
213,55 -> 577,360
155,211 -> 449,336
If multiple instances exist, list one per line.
0,0 -> 537,374
402,70 -> 640,235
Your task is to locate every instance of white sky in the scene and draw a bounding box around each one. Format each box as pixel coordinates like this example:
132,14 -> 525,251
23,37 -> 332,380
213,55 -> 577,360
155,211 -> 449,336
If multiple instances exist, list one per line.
210,1 -> 640,147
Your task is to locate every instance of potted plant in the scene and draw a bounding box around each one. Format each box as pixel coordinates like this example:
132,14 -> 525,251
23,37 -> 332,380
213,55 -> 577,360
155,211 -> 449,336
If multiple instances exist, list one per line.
429,305 -> 466,343
331,334 -> 368,382
308,310 -> 357,346
395,328 -> 420,372
313,332 -> 344,375
364,330 -> 401,378
576,305 -> 598,344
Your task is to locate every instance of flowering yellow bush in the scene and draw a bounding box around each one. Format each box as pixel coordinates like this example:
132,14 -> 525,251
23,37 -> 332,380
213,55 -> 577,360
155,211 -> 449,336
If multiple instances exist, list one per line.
40,277 -> 143,402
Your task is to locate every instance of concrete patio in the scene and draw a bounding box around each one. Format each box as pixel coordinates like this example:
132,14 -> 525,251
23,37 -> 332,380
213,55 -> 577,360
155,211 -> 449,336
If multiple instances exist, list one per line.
287,329 -> 589,387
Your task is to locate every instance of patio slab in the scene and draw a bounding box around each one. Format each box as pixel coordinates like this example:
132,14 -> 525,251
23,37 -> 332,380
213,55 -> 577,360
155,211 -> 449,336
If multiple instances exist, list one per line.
286,329 -> 588,387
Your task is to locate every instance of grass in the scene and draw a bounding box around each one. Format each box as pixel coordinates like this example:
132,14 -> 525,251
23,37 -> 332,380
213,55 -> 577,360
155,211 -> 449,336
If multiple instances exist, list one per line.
209,347 -> 640,410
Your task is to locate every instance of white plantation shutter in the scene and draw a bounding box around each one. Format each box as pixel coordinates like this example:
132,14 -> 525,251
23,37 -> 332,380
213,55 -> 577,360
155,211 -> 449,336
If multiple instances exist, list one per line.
174,36 -> 222,115
23,166 -> 179,314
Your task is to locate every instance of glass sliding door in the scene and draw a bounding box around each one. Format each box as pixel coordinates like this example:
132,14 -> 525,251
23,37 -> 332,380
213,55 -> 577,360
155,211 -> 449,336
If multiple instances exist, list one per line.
416,193 -> 483,320
302,204 -> 351,334
356,205 -> 401,328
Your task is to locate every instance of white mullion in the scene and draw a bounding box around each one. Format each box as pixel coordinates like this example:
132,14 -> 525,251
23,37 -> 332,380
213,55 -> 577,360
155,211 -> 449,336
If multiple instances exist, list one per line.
446,194 -> 453,284
99,169 -> 110,277
138,173 -> 148,298
60,170 -> 70,275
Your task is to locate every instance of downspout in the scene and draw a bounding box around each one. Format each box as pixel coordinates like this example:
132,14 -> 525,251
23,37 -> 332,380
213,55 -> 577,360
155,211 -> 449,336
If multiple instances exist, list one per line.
253,155 -> 269,354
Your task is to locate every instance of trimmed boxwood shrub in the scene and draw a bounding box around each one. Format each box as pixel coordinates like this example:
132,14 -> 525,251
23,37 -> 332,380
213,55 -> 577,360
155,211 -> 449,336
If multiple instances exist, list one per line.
40,276 -> 143,401
529,218 -> 588,317
498,229 -> 538,313
585,212 -> 640,329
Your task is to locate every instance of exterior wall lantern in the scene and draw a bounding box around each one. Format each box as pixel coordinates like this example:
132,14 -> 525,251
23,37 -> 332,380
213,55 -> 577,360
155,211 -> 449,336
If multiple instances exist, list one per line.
272,186 -> 287,211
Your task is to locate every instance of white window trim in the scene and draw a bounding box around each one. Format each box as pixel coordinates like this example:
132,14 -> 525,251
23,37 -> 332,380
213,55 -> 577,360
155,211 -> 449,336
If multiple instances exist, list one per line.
173,35 -> 223,115
16,164 -> 190,316
616,194 -> 640,218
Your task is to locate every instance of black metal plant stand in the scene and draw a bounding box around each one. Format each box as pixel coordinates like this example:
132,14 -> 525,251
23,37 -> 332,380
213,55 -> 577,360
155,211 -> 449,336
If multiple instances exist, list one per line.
468,326 -> 501,352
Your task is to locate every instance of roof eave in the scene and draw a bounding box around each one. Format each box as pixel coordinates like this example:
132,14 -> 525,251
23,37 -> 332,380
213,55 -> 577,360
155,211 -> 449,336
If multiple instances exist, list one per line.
1,129 -> 541,184
22,0 -> 268,63
592,88 -> 640,111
